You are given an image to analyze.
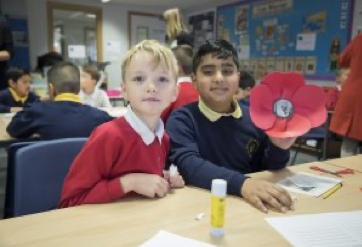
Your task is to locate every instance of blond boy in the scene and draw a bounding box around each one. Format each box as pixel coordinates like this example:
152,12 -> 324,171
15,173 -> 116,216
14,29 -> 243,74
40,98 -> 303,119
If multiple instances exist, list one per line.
59,40 -> 184,208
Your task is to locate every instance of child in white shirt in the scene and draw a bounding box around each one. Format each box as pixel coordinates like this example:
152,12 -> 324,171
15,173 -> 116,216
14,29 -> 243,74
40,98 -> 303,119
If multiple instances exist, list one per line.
79,65 -> 111,108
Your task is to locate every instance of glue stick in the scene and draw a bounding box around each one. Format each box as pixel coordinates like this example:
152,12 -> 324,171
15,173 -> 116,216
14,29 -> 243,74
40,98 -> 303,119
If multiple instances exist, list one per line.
210,179 -> 227,237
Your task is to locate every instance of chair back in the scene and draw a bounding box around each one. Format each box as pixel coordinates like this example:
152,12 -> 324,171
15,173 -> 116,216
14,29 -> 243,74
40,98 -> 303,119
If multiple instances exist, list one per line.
4,138 -> 87,218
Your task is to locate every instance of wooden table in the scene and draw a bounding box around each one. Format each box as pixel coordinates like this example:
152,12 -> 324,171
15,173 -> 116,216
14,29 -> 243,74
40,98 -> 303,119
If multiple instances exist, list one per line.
0,107 -> 127,143
0,113 -> 14,143
323,154 -> 362,173
0,160 -> 361,247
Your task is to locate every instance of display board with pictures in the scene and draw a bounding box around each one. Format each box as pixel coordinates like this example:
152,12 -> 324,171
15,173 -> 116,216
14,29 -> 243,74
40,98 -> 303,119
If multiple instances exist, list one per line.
187,10 -> 216,49
217,0 -> 353,81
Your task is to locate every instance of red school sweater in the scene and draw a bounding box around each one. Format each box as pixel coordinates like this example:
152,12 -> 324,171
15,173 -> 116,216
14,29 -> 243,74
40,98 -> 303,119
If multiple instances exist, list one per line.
59,117 -> 169,208
161,81 -> 199,123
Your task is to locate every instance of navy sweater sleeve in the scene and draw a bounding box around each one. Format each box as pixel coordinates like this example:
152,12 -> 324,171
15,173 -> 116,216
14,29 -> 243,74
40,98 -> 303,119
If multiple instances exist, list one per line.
6,107 -> 39,138
0,103 -> 10,113
167,109 -> 247,197
0,90 -> 11,113
250,130 -> 290,172
263,140 -> 290,170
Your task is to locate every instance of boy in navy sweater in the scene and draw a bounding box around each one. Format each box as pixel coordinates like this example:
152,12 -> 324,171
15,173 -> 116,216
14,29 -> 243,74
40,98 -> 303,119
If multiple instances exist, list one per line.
167,40 -> 296,213
0,67 -> 40,113
7,62 -> 113,140
59,40 -> 184,208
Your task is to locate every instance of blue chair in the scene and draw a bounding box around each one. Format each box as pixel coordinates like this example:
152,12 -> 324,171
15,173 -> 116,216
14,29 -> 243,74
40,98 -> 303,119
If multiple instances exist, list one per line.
4,138 -> 87,218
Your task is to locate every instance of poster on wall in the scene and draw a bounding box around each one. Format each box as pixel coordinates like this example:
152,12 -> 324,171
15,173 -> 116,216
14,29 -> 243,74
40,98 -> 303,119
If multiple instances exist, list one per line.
302,11 -> 326,33
305,56 -> 317,75
296,33 -> 316,51
234,5 -> 249,35
252,0 -> 293,18
295,57 -> 306,74
12,31 -> 28,47
188,9 -> 216,49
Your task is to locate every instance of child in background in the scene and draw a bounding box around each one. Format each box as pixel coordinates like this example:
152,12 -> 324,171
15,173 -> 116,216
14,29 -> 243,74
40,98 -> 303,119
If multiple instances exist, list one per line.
167,40 -> 295,213
7,62 -> 113,140
161,45 -> 198,122
79,65 -> 111,108
233,70 -> 255,106
0,67 -> 40,113
59,40 -> 184,208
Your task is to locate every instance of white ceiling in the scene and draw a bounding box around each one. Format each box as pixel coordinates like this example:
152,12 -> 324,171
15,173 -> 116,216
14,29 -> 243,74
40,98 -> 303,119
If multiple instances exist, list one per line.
106,0 -> 231,9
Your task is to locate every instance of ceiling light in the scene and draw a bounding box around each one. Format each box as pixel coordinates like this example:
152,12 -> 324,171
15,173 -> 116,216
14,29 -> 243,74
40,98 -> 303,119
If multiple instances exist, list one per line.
101,0 -> 111,3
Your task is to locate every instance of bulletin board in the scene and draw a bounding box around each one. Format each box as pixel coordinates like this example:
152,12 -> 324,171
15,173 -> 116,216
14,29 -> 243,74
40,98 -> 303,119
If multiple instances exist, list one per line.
216,0 -> 354,80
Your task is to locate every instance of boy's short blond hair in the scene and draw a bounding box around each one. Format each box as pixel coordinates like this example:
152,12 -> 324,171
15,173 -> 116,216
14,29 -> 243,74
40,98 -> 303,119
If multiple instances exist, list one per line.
121,40 -> 178,83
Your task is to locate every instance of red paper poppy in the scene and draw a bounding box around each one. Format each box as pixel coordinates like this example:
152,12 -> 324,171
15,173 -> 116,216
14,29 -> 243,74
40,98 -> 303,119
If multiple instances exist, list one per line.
250,72 -> 327,138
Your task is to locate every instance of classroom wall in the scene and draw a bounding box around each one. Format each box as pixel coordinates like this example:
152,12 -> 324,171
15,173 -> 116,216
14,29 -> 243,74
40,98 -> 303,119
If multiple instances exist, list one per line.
26,0 -> 165,89
4,0 -> 361,89
0,0 -> 27,18
182,0 -> 240,15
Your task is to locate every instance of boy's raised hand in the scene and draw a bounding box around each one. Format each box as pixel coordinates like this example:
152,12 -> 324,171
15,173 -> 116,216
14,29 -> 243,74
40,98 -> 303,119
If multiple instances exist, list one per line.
241,178 -> 293,213
120,173 -> 169,198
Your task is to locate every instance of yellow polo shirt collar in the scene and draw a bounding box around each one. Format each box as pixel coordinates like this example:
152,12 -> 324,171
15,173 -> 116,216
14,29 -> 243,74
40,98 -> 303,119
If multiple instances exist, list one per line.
198,98 -> 242,122
54,93 -> 82,103
9,87 -> 28,103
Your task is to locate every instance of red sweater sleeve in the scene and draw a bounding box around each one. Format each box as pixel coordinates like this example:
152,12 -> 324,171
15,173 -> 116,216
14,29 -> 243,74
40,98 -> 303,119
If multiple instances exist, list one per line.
59,125 -> 125,208
339,36 -> 359,68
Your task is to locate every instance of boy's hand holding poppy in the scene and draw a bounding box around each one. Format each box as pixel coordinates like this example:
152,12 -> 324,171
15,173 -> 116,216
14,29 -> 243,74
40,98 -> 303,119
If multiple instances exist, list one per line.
269,137 -> 297,150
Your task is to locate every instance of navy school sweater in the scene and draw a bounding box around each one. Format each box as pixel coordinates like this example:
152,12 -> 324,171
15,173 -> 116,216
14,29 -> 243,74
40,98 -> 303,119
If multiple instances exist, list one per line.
7,101 -> 114,140
0,88 -> 40,113
166,101 -> 290,197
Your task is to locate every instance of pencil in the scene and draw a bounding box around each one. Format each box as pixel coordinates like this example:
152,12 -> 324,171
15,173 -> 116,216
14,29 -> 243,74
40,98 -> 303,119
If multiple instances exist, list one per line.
323,183 -> 342,199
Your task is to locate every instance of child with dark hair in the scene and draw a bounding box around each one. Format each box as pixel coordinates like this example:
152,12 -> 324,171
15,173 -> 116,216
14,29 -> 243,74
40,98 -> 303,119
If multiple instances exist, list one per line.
7,61 -> 113,140
79,65 -> 111,108
0,67 -> 40,113
234,70 -> 256,106
167,39 -> 295,213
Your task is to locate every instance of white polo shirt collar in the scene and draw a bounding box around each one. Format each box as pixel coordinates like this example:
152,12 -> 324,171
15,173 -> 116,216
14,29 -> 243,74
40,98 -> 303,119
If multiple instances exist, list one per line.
177,76 -> 192,84
124,105 -> 164,145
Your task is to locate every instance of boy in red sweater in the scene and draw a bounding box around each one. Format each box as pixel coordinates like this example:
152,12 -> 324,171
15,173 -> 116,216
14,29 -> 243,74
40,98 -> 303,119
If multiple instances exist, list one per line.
59,40 -> 184,208
161,45 -> 198,122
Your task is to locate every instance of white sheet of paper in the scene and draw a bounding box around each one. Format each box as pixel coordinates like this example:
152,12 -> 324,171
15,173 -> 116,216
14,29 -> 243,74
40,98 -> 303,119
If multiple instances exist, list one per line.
106,41 -> 121,53
296,33 -> 316,51
139,230 -> 216,247
277,172 -> 342,197
266,211 -> 362,247
68,45 -> 86,58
